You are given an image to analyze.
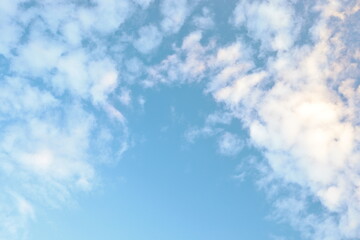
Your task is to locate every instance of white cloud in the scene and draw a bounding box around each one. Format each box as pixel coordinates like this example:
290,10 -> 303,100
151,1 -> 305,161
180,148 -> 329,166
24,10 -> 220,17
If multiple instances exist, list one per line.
12,193 -> 35,221
52,52 -> 119,103
89,63 -> 118,104
218,132 -> 243,156
147,31 -> 211,86
0,95 -> 99,238
103,103 -> 127,124
231,0 -> 298,51
0,192 -> 33,240
206,42 -> 254,94
51,50 -> 89,96
214,71 -> 267,104
138,96 -> 146,108
185,112 -> 234,143
160,0 -> 188,34
88,0 -> 133,34
1,105 -> 96,191
12,37 -> 65,76
133,24 -> 163,54
0,0 -> 24,55
61,20 -> 83,46
193,8 -> 214,30
0,78 -> 58,119
185,126 -> 217,143
119,88 -> 132,106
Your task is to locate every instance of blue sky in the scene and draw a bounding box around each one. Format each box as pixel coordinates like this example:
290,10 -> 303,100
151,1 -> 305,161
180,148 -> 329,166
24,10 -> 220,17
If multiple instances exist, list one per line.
0,0 -> 359,240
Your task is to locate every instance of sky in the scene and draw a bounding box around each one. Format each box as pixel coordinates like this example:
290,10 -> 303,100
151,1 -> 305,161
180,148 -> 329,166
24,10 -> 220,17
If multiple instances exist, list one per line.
0,0 -> 359,240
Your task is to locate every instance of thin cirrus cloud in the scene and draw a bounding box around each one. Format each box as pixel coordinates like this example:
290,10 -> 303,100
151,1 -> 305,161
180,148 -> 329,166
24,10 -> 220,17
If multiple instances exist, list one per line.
192,7 -> 215,30
0,0 -> 359,240
231,0 -> 298,51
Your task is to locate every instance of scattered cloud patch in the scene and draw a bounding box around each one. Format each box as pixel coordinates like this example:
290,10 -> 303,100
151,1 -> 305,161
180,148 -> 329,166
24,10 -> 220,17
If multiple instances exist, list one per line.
217,132 -> 243,156
160,0 -> 189,34
231,0 -> 298,51
193,8 -> 214,30
119,88 -> 132,106
1,0 -> 360,239
134,24 -> 163,54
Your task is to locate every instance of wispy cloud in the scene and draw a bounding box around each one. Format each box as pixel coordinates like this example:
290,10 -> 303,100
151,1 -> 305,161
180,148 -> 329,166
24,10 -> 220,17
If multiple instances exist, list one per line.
219,1 -> 360,238
132,0 -> 154,9
146,31 -> 211,86
231,0 -> 299,51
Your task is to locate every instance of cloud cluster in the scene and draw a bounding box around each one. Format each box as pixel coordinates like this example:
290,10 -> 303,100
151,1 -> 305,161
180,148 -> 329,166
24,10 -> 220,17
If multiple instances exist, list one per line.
231,0 -> 299,51
0,1 -> 134,238
219,0 -> 360,239
149,0 -> 360,238
0,0 -> 199,235
0,78 -> 98,239
1,0 -> 359,239
0,0 -> 201,237
160,0 -> 189,34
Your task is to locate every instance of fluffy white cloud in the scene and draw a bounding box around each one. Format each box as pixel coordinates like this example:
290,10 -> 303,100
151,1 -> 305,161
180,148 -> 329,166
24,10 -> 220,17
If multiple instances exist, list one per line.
84,0 -> 133,34
0,78 -> 58,118
119,88 -> 132,106
0,0 -> 25,55
147,31 -> 211,86
1,0 -> 359,239
0,80 -> 98,238
231,0 -> 298,51
218,0 -> 360,238
12,37 -> 65,76
214,71 -> 267,104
